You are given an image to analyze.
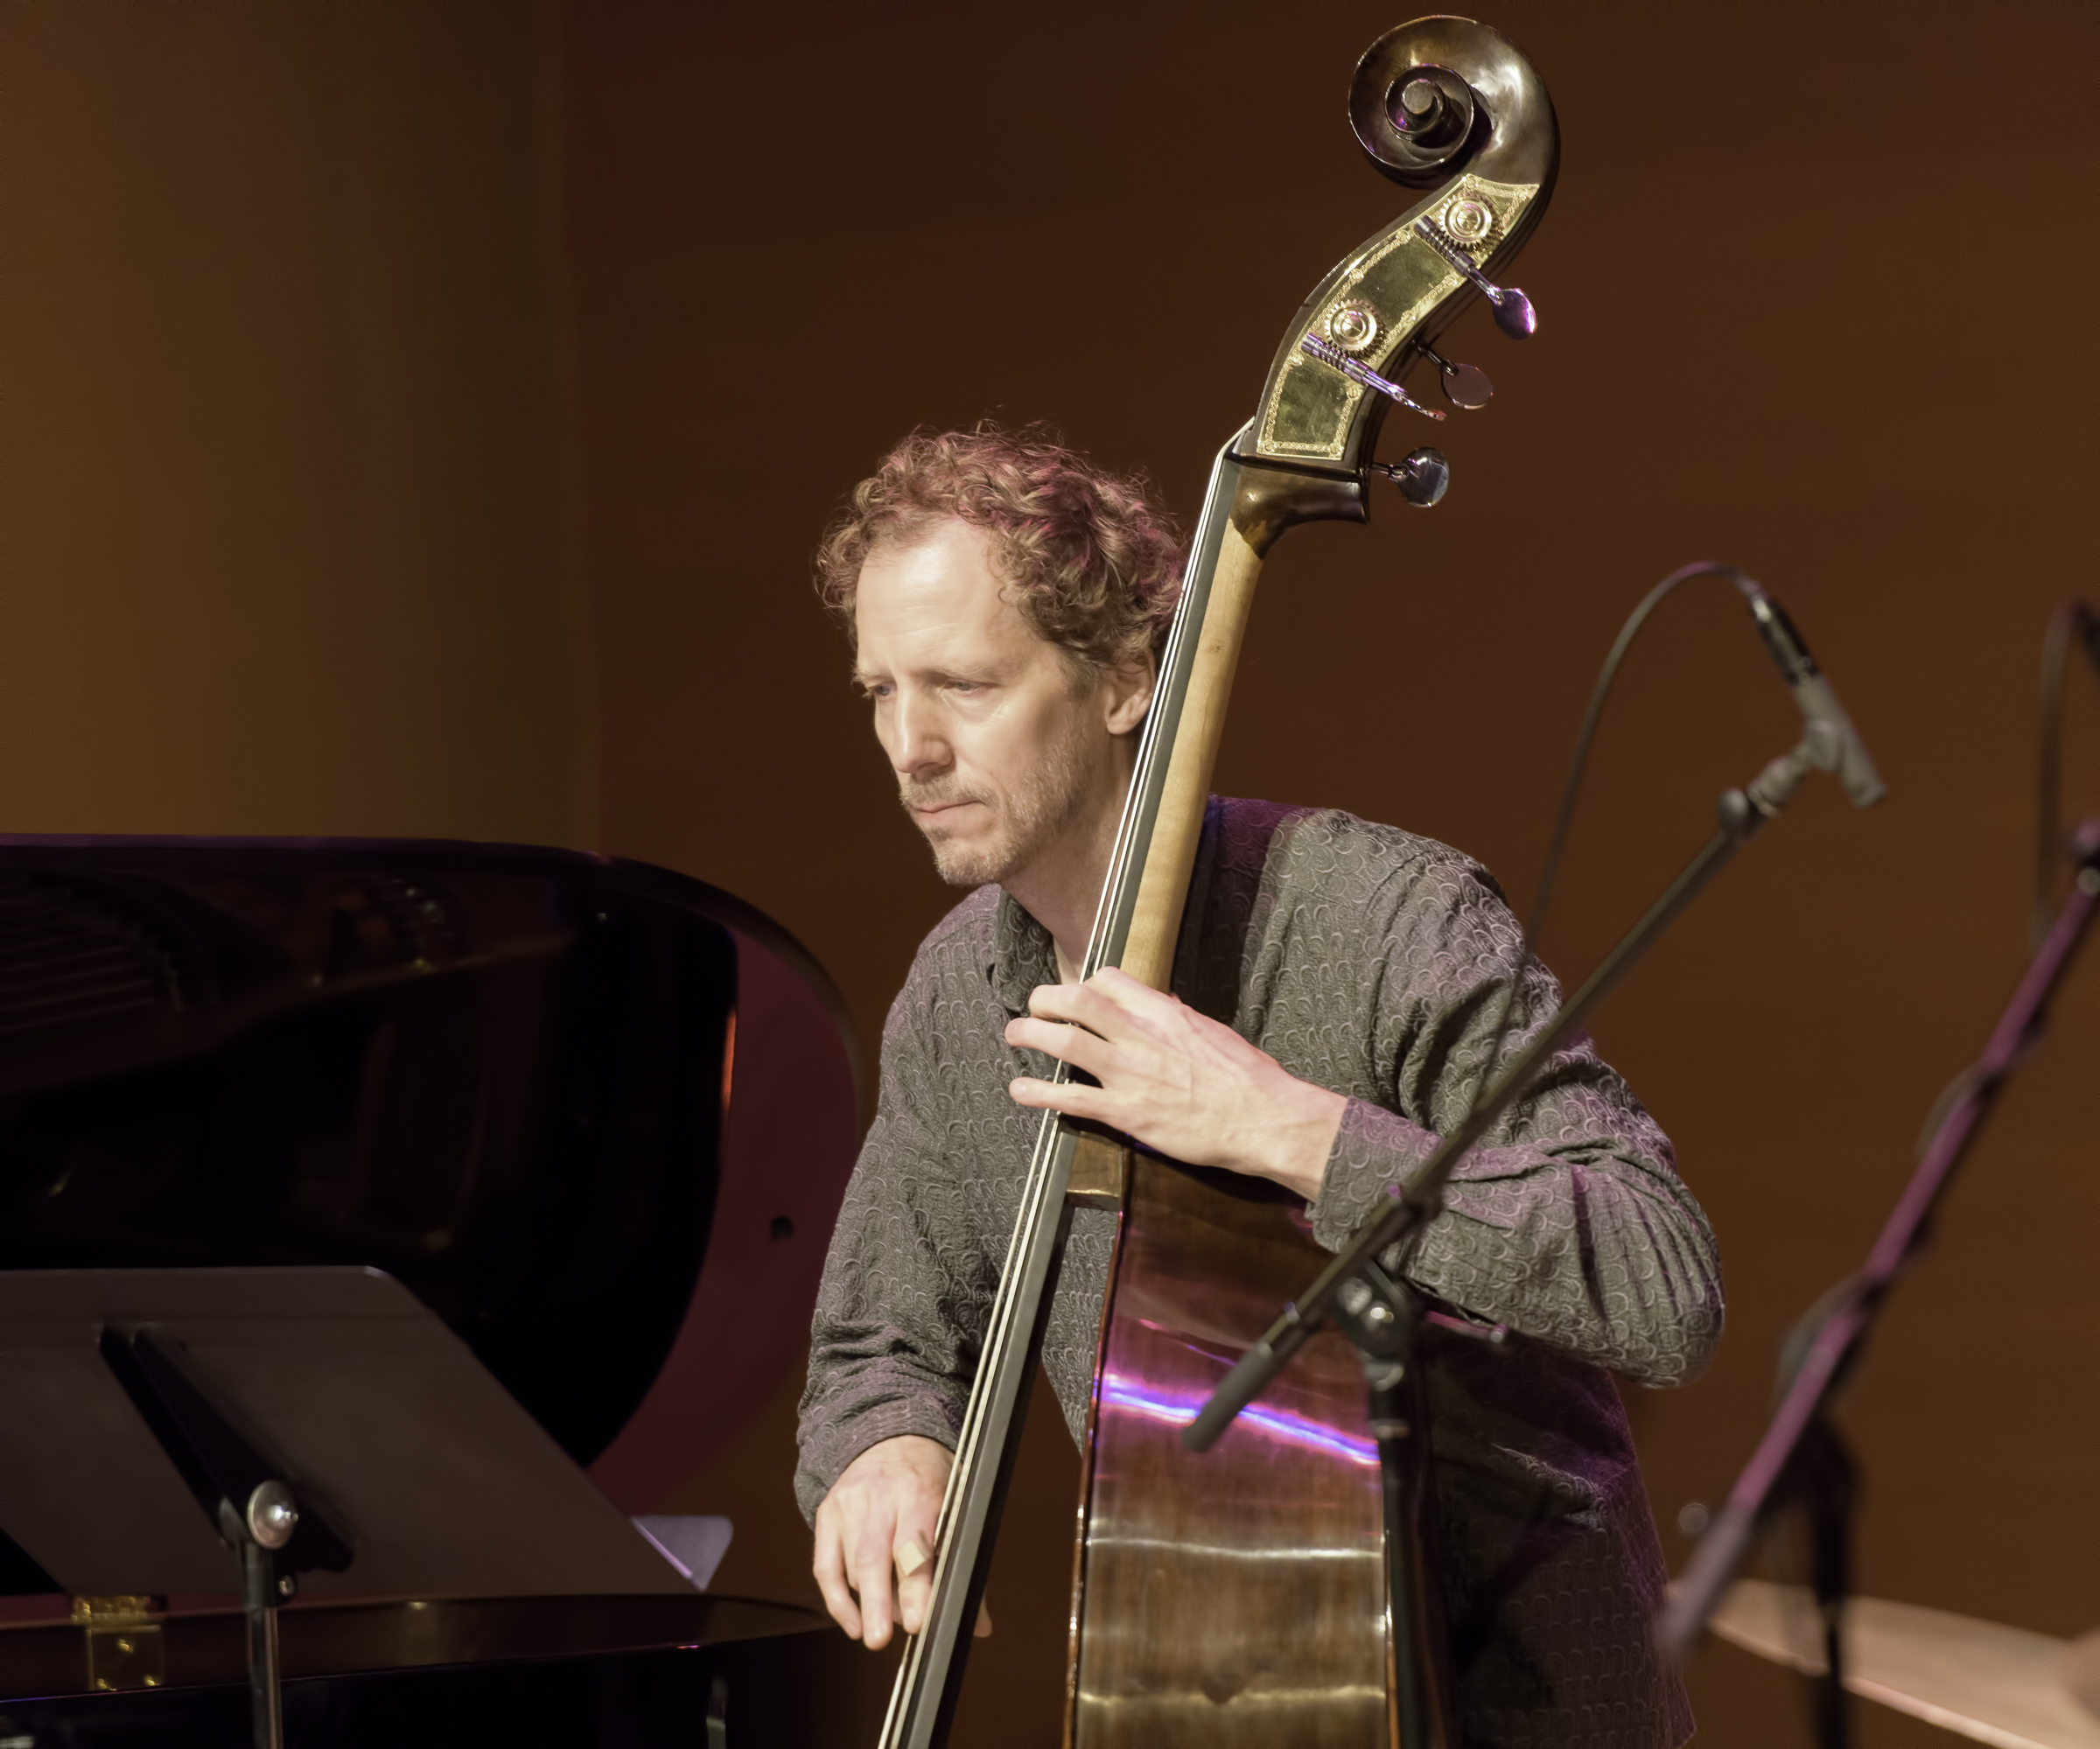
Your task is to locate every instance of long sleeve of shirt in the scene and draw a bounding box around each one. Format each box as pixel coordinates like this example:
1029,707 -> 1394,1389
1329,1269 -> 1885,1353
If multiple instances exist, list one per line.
790,988 -> 985,1507
1294,835 -> 1722,1387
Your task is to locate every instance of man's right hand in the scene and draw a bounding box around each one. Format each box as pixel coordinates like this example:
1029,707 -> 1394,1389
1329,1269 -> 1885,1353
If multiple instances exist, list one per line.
813,1435 -> 990,1649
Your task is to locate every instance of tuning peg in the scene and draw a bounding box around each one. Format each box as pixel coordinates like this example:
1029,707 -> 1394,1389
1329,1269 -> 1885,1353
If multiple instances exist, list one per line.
1422,344 -> 1493,409
1371,447 -> 1449,507
1411,218 -> 1537,339
1298,334 -> 1444,421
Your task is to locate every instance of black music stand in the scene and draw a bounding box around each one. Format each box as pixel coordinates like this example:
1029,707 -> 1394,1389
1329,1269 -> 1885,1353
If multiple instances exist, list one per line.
0,1268 -> 692,1749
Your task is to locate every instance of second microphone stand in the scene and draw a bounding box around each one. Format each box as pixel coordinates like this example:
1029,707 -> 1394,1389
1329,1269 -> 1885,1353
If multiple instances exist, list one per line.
1188,726 -> 1852,1746
1655,820 -> 2100,1747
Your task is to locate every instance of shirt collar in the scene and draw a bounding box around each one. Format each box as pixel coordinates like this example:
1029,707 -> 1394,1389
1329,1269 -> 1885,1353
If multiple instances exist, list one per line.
988,887 -> 1059,1015
982,797 -> 1232,1014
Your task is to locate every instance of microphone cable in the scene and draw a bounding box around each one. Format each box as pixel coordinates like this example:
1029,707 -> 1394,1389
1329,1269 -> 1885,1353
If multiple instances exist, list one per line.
1523,562 -> 1760,950
1435,563 -> 1770,1198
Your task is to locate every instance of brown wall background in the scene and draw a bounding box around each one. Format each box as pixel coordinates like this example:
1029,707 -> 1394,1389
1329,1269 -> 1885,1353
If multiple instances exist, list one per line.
0,0 -> 591,846
9,2 -> 2099,1743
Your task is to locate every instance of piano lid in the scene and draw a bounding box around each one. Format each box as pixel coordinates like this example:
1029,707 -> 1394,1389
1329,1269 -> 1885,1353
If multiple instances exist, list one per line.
0,835 -> 862,1518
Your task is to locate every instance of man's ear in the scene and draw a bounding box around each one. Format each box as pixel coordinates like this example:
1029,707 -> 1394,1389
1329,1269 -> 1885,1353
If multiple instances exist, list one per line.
1101,654 -> 1157,737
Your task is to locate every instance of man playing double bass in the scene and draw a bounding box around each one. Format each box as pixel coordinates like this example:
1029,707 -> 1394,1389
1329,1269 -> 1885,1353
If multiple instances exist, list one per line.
795,424 -> 1723,1746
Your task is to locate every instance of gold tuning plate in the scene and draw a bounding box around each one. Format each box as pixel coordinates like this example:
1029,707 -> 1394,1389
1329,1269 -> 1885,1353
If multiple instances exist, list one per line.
1253,173 -> 1541,467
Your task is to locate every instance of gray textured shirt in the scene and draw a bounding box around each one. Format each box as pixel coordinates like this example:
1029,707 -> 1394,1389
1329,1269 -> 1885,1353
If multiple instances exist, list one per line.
798,798 -> 1722,1746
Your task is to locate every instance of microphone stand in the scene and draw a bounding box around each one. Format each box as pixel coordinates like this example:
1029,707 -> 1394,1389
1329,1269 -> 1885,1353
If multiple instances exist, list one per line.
1185,726 -> 1847,1745
1654,820 -> 2100,1748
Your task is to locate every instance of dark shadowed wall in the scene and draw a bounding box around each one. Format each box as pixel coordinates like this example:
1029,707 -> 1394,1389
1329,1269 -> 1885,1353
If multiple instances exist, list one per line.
0,0 -> 591,844
558,3 -> 2100,1746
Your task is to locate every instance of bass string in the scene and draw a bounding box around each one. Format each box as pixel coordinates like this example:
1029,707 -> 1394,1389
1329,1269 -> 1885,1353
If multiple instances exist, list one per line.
938,1113 -> 1062,1518
886,440 -> 1239,1735
879,1117 -> 1068,1745
905,1107 -> 1068,1669
928,445 -> 1232,1547
928,452 -> 1228,1541
1078,441 -> 1236,988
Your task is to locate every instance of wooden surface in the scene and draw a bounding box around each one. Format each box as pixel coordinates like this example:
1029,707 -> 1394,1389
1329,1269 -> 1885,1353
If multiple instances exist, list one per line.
1069,1158 -> 1388,1746
1711,1579 -> 2100,1749
1064,1131 -> 1131,1210
1117,519 -> 1266,992
1065,445 -> 1404,1739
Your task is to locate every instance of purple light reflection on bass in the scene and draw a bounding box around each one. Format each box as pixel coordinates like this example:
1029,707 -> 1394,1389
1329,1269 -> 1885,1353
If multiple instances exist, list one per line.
1099,1371 -> 1378,1468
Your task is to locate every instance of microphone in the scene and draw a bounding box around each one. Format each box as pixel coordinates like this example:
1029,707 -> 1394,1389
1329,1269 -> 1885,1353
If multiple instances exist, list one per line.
1740,587 -> 1886,808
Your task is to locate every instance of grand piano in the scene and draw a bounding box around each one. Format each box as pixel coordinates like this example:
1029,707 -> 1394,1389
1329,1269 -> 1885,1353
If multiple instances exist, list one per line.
0,834 -> 870,1745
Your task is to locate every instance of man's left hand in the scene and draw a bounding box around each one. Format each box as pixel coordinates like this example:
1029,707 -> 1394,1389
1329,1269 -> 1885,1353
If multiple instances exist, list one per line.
1004,966 -> 1344,1200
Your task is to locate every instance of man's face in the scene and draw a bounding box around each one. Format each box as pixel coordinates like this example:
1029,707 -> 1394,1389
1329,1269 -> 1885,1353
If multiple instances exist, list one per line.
854,519 -> 1140,889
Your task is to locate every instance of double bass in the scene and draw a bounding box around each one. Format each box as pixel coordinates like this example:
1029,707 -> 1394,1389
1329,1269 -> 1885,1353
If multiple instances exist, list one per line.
884,17 -> 1558,1747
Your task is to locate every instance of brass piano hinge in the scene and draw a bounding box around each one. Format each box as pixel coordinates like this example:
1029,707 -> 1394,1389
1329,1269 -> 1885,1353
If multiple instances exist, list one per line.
72,1594 -> 165,1693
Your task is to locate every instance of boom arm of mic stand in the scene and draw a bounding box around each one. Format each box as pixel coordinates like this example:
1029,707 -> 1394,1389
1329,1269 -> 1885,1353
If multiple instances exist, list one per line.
1186,734 -> 1830,1453
1656,821 -> 2100,1660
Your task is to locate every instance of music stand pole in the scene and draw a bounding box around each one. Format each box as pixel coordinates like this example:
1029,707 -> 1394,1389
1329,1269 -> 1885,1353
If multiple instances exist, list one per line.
1655,822 -> 2100,1739
99,1327 -> 351,1749
240,1532 -> 286,1749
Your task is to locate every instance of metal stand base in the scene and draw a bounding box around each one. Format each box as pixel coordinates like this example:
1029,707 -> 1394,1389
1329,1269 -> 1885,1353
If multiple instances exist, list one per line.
1340,1260 -> 1465,1749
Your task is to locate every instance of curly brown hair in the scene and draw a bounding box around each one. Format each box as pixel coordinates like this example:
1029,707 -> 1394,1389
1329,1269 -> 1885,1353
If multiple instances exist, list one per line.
814,423 -> 1184,686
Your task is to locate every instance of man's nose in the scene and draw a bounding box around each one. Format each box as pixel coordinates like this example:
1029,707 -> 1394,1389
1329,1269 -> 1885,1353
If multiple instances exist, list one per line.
887,692 -> 949,777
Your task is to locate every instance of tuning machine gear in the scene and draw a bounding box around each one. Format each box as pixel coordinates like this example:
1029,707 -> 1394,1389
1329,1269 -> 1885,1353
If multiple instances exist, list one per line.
1298,334 -> 1443,422
1412,218 -> 1537,339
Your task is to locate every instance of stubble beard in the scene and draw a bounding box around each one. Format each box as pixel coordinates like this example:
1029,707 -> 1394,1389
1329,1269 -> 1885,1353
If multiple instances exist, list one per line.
900,709 -> 1105,890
